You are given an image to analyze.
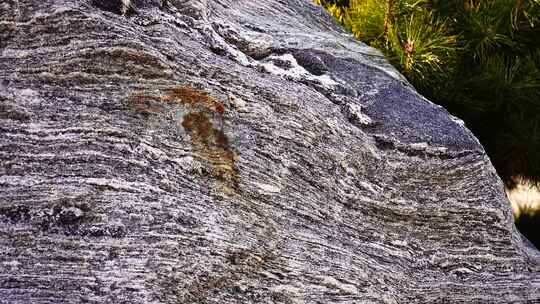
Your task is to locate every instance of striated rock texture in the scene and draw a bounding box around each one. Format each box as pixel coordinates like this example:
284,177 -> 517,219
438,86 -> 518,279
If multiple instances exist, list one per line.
0,0 -> 539,303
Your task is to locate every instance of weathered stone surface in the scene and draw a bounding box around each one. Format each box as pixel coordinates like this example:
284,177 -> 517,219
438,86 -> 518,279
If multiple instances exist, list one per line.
0,0 -> 538,303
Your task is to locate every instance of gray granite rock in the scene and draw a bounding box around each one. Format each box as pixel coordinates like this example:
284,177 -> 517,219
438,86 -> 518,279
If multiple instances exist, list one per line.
0,0 -> 538,303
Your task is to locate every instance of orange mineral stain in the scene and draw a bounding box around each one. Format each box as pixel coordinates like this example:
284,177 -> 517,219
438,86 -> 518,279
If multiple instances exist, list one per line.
128,85 -> 239,189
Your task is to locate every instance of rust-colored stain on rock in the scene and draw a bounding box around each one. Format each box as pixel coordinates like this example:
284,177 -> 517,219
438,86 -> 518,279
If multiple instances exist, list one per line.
163,86 -> 226,115
128,86 -> 239,190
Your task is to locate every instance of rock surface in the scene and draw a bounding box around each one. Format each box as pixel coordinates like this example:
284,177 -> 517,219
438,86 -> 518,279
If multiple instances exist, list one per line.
0,0 -> 539,303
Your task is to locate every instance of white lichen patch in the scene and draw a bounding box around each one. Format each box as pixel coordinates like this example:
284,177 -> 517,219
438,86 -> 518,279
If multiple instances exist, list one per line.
84,178 -> 164,193
407,142 -> 449,154
391,239 -> 408,247
365,88 -> 379,96
258,54 -> 338,88
230,46 -> 252,66
0,175 -> 40,186
357,181 -> 379,195
5,87 -> 39,101
1,48 -> 31,59
450,115 -> 466,127
228,93 -> 247,111
252,181 -> 281,194
346,103 -> 372,125
199,23 -> 254,66
61,207 -> 84,218
3,260 -> 21,268
409,142 -> 428,150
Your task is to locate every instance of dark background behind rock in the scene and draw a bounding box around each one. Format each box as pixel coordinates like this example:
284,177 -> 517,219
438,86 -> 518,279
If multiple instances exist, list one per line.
0,0 -> 538,303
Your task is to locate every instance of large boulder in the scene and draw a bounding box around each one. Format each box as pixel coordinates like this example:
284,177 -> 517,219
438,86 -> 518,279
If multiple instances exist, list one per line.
0,0 -> 538,302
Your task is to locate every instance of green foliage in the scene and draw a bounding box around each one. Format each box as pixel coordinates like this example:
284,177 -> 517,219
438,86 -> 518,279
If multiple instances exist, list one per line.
319,0 -> 540,186
316,0 -> 350,23
387,11 -> 458,87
